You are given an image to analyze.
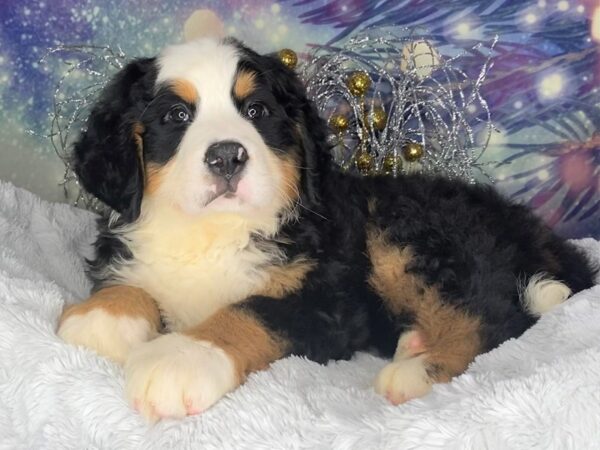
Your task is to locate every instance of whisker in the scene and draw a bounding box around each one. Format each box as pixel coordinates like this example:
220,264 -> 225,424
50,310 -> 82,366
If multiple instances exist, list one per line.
296,201 -> 329,221
268,147 -> 311,171
278,182 -> 328,222
275,168 -> 329,221
139,92 -> 171,120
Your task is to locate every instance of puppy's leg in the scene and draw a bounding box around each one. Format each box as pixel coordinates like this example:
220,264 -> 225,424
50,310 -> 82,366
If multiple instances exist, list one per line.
57,285 -> 161,364
367,229 -> 482,404
124,286 -> 367,421
124,306 -> 286,421
374,312 -> 481,404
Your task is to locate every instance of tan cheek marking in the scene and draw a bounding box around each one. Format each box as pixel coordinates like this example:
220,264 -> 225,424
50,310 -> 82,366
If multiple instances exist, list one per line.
145,162 -> 172,196
277,155 -> 301,206
233,70 -> 257,99
171,79 -> 198,104
253,257 -> 316,299
366,228 -> 481,381
186,308 -> 286,383
60,285 -> 161,330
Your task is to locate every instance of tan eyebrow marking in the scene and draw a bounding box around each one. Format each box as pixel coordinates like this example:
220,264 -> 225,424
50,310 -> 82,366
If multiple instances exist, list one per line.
233,70 -> 257,99
170,79 -> 198,104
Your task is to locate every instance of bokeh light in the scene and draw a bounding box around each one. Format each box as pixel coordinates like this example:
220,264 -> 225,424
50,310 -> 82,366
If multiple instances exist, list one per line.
537,71 -> 566,101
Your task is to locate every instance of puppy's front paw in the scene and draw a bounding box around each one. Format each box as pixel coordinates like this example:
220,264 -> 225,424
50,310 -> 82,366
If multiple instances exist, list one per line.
374,356 -> 432,405
125,333 -> 237,422
58,308 -> 157,364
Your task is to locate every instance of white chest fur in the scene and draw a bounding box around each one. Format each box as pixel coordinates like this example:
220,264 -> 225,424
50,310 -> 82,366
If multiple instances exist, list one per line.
111,205 -> 280,331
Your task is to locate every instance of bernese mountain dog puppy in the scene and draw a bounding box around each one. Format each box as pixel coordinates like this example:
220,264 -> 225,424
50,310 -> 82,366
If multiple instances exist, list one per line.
57,37 -> 597,422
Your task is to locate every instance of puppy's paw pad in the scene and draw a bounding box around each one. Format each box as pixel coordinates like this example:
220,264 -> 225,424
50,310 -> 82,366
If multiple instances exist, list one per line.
125,333 -> 236,422
374,357 -> 432,405
58,309 -> 156,364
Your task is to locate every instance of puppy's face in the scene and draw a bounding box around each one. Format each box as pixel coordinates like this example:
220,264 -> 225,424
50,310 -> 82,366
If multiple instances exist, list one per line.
74,38 -> 328,225
144,39 -> 301,219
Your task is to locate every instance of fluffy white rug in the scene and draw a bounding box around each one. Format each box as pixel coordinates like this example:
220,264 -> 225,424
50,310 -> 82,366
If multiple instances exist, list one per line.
1,180 -> 599,450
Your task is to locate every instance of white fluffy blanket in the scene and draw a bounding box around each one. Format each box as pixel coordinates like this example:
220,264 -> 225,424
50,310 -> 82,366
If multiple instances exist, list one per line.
1,180 -> 599,450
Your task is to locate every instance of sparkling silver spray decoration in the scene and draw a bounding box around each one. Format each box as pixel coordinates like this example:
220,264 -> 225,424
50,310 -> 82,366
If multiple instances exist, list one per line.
39,29 -> 497,214
32,44 -> 127,211
299,27 -> 497,183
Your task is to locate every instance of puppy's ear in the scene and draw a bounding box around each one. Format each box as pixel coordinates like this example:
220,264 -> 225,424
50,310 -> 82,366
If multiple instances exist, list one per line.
238,43 -> 332,204
263,53 -> 332,205
73,58 -> 156,222
296,98 -> 331,205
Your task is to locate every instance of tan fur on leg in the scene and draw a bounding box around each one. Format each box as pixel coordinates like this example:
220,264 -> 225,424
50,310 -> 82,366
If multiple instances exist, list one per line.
57,286 -> 161,364
367,229 -> 482,403
187,308 -> 287,382
124,307 -> 287,421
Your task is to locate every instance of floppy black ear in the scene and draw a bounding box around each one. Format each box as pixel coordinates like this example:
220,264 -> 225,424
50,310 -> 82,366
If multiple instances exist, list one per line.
261,52 -> 332,205
296,97 -> 332,205
73,57 -> 156,222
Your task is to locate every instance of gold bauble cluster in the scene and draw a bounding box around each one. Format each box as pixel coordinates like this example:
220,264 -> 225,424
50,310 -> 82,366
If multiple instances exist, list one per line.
281,50 -> 424,176
278,48 -> 298,70
352,141 -> 422,175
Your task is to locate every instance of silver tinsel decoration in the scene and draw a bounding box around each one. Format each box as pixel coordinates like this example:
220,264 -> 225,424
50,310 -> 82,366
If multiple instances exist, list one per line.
299,28 -> 497,182
32,44 -> 127,211
37,29 -> 496,212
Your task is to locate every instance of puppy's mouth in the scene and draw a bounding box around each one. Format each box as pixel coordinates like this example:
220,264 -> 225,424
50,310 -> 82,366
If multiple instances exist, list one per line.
204,176 -> 242,206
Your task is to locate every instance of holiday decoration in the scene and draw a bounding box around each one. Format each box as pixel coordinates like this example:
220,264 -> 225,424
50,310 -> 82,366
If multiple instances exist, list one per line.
381,153 -> 403,176
278,48 -> 298,70
30,45 -> 128,211
402,141 -> 424,162
328,114 -> 349,134
183,9 -> 225,42
369,107 -> 387,132
300,28 -> 496,182
355,150 -> 375,175
346,71 -> 371,97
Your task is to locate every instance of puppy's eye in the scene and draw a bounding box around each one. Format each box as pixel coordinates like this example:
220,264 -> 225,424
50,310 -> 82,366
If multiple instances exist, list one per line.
244,102 -> 269,120
164,105 -> 191,124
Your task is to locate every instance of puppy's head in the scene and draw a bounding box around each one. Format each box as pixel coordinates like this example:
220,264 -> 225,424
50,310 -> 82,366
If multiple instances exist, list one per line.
74,38 -> 329,226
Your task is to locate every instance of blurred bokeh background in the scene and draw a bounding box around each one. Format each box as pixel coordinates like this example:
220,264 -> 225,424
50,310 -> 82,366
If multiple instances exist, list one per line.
0,0 -> 598,237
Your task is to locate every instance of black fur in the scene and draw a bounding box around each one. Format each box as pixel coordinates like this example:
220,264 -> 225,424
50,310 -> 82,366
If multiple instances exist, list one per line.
73,57 -> 157,222
75,40 -> 598,370
142,84 -> 197,164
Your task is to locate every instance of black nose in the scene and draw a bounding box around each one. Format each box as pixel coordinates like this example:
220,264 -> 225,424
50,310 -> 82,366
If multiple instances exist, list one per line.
205,141 -> 249,179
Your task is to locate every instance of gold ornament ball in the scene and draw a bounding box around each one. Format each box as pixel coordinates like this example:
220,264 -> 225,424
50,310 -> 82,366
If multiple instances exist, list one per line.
370,107 -> 387,131
278,49 -> 298,69
355,151 -> 374,174
329,114 -> 349,133
402,141 -> 424,162
382,153 -> 403,175
346,71 -> 371,97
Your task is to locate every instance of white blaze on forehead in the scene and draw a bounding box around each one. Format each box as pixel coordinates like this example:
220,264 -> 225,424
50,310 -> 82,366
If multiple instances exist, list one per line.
156,38 -> 240,107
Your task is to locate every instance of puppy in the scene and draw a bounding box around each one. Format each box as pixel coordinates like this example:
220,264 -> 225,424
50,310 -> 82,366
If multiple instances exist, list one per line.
57,37 -> 597,421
